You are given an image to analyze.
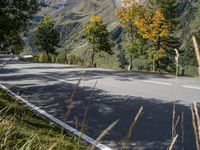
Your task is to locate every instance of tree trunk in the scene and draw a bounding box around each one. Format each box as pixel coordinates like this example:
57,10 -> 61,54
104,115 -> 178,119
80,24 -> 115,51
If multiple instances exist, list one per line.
153,59 -> 156,72
91,50 -> 95,67
46,52 -> 51,63
128,56 -> 133,71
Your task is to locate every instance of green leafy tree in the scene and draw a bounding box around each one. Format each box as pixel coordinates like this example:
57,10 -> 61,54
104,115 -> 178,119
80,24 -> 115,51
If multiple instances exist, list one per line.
116,0 -> 146,69
124,37 -> 146,69
0,0 -> 41,54
84,16 -> 113,66
34,16 -> 60,62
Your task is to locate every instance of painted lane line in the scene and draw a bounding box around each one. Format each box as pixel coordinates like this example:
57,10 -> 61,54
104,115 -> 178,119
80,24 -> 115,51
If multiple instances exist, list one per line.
13,66 -> 21,69
142,80 -> 172,86
45,76 -> 68,83
0,84 -> 112,150
183,85 -> 200,90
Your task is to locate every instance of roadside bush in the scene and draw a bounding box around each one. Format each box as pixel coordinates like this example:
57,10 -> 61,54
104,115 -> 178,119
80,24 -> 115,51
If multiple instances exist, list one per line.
55,53 -> 68,64
68,55 -> 84,65
33,55 -> 39,62
133,59 -> 150,71
184,65 -> 198,76
38,53 -> 48,63
50,54 -> 57,63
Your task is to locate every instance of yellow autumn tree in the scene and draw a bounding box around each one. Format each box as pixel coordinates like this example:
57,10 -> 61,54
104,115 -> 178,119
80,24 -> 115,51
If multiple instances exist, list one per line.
116,0 -> 146,70
134,8 -> 170,71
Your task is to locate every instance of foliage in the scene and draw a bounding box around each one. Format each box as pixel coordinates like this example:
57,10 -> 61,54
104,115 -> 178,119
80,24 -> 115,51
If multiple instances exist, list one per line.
116,0 -> 147,69
134,9 -> 169,44
147,0 -> 181,71
6,34 -> 24,55
56,52 -> 68,64
133,8 -> 170,71
116,0 -> 145,36
34,16 -> 60,62
0,0 -> 41,54
84,16 -> 113,66
38,53 -> 48,63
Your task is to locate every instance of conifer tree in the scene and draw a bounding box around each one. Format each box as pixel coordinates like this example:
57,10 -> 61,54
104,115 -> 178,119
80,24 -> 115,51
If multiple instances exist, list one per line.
148,0 -> 181,71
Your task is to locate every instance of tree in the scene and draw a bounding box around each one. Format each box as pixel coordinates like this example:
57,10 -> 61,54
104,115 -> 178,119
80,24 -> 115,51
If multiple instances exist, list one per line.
134,8 -> 170,71
124,36 -> 146,69
116,0 -> 146,69
84,16 -> 113,66
0,0 -> 41,54
148,0 -> 181,71
34,16 -> 60,62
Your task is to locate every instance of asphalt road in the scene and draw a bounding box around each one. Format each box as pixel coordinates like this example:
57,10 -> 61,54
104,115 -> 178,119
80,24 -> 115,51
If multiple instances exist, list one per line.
0,55 -> 200,150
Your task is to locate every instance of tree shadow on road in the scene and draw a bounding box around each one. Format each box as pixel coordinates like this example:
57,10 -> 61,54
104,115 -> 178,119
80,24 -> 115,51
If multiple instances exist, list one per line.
4,80 -> 196,150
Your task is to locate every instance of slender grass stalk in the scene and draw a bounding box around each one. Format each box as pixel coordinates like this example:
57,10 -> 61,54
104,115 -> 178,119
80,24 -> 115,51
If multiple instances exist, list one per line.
121,107 -> 143,150
172,49 -> 179,140
61,71 -> 84,134
81,81 -> 98,133
77,81 -> 98,149
168,134 -> 178,150
191,103 -> 200,150
174,115 -> 180,131
48,142 -> 58,150
181,112 -> 184,150
192,36 -> 200,76
89,120 -> 119,150
193,103 -> 200,140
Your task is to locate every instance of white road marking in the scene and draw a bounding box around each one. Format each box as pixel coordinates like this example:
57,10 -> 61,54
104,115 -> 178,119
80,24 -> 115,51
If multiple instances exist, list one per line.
92,72 -> 105,76
11,65 -> 21,69
142,80 -> 172,86
0,84 -> 112,150
183,85 -> 200,90
45,76 -> 68,83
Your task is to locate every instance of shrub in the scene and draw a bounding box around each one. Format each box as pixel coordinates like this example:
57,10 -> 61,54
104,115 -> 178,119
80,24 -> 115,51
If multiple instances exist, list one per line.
184,65 -> 198,76
38,53 -> 48,63
55,53 -> 68,64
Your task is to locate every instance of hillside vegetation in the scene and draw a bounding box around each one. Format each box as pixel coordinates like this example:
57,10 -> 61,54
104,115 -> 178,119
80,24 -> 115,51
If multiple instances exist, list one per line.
24,0 -> 200,75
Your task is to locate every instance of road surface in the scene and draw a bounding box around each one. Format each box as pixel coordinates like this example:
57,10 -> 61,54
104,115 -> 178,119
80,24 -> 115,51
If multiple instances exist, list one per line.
0,55 -> 200,149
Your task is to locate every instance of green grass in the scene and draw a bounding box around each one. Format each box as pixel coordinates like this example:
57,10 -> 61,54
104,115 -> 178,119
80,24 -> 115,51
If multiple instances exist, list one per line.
0,89 -> 87,150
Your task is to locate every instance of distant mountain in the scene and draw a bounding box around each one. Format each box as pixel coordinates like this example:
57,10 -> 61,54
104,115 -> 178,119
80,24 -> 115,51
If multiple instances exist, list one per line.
35,0 -> 119,51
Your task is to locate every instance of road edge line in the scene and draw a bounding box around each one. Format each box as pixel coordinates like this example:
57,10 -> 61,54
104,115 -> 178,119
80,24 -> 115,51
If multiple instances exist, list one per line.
142,80 -> 172,86
183,85 -> 200,90
0,83 -> 112,150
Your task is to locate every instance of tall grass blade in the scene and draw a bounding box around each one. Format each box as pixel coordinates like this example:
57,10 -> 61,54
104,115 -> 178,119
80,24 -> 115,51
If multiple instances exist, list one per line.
121,107 -> 143,150
89,119 -> 119,150
192,36 -> 200,76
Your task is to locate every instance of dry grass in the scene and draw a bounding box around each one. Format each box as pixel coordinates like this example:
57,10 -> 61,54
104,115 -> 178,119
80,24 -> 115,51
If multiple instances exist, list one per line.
61,71 -> 84,134
171,49 -> 179,141
192,36 -> 200,76
169,134 -> 179,150
191,103 -> 200,150
121,107 -> 143,150
89,119 -> 119,150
